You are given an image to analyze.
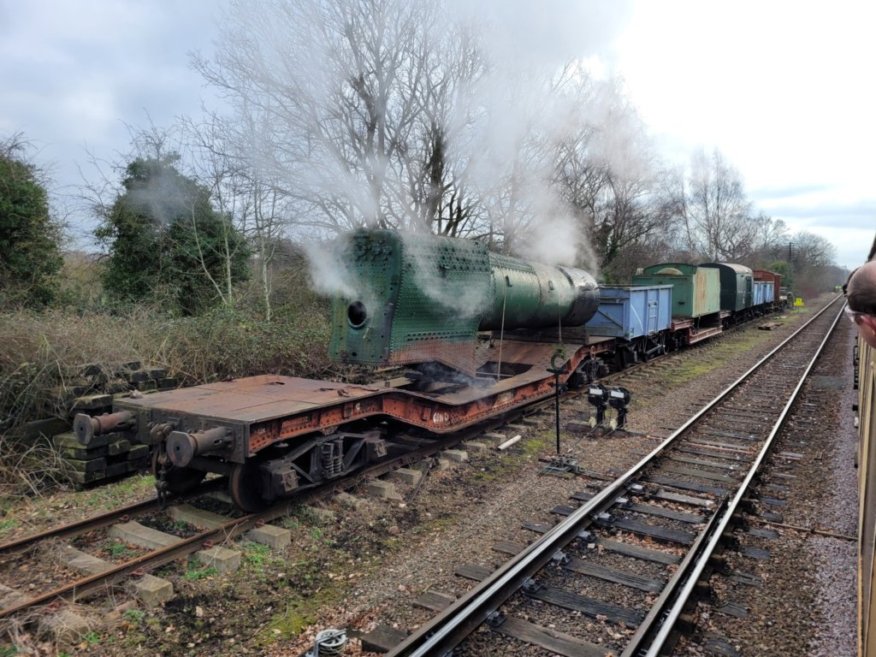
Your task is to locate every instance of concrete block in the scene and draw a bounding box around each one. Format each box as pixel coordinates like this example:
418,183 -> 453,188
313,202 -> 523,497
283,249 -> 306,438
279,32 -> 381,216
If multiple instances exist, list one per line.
334,493 -> 366,511
40,608 -> 92,644
147,367 -> 168,380
71,394 -> 113,411
463,441 -> 489,453
110,521 -> 178,550
105,379 -> 130,394
134,574 -> 173,608
129,370 -> 149,383
66,470 -> 106,486
246,524 -> 291,551
128,444 -> 150,460
19,417 -> 69,440
105,461 -> 130,478
305,505 -> 338,525
443,449 -> 468,463
61,444 -> 108,460
363,479 -> 403,501
0,583 -> 28,608
389,467 -> 422,486
520,417 -> 540,426
196,546 -> 241,574
482,432 -> 506,442
53,430 -> 109,449
64,456 -> 107,473
413,590 -> 456,612
168,504 -> 228,530
506,423 -> 528,432
360,624 -> 409,653
435,457 -> 451,471
57,545 -> 113,576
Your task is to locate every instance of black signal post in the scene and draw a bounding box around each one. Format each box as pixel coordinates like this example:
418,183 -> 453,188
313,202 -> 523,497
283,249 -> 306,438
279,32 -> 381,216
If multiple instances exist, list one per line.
549,350 -> 566,454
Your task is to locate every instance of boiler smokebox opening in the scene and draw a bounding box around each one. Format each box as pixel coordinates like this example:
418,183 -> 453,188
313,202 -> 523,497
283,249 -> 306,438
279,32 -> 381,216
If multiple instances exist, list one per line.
348,301 -> 368,328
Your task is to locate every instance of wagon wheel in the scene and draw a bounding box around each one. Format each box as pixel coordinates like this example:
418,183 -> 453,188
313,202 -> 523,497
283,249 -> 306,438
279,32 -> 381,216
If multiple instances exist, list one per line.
152,448 -> 205,495
230,461 -> 269,512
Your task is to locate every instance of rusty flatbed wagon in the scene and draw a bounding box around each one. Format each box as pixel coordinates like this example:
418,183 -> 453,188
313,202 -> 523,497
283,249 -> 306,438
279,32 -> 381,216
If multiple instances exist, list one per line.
90,337 -> 602,510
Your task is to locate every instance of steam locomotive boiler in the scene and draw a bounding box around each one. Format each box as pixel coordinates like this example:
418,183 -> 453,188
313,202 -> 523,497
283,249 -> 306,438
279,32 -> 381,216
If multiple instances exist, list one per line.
79,229 -> 602,511
329,229 -> 600,374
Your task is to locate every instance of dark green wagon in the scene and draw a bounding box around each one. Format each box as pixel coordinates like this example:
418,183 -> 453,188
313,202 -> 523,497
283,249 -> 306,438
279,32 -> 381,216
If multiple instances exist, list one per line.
699,262 -> 754,312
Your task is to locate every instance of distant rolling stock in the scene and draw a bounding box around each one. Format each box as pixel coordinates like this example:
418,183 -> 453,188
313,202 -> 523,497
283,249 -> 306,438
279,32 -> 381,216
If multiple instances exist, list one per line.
700,262 -> 754,312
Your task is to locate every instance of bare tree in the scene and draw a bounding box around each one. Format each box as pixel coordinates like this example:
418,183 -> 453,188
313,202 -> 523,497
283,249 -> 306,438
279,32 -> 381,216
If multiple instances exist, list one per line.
196,0 -> 484,237
791,231 -> 836,269
790,230 -> 839,296
183,112 -> 287,319
403,21 -> 485,236
549,70 -> 668,275
686,149 -> 754,261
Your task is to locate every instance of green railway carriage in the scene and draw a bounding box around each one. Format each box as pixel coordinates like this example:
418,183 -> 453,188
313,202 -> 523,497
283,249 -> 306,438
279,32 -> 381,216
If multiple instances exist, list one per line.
631,263 -> 721,319
700,262 -> 754,312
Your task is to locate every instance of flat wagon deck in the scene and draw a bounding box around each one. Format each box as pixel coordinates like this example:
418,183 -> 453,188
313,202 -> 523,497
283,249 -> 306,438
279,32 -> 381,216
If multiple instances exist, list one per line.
87,339 -> 597,509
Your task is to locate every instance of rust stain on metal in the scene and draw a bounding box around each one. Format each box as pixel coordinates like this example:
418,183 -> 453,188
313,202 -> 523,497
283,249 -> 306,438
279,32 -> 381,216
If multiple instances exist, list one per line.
115,341 -> 592,457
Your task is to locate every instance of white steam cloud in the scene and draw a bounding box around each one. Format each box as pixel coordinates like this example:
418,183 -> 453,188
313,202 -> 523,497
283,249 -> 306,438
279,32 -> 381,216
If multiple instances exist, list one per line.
302,236 -> 358,299
213,0 -> 640,286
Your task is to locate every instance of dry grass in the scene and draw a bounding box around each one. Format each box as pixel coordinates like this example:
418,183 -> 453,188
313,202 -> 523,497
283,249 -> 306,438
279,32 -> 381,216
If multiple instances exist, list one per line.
0,298 -> 333,495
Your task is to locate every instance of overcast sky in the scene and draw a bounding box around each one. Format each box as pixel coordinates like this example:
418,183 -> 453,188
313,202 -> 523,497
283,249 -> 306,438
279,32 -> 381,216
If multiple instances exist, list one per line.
1,0 -> 873,268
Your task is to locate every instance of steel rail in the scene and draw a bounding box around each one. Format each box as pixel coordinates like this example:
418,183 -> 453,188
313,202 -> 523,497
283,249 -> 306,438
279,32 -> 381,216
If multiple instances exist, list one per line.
0,410 -> 519,621
387,295 -> 844,657
0,479 -> 226,559
630,298 -> 846,657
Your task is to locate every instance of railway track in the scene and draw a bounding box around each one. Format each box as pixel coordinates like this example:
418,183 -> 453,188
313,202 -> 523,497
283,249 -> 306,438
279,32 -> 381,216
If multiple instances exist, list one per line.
383,295 -> 844,657
0,396 -> 569,626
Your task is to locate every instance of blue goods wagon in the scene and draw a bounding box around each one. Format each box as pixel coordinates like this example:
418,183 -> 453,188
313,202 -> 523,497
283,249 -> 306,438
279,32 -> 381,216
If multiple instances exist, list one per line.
587,285 -> 673,339
752,281 -> 765,306
753,269 -> 781,306
762,280 -> 775,304
753,280 -> 772,306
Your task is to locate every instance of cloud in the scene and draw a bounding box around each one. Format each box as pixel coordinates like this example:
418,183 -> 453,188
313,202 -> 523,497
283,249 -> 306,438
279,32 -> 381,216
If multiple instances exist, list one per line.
749,184 -> 832,202
447,0 -> 633,71
0,0 -> 227,245
766,204 -> 876,225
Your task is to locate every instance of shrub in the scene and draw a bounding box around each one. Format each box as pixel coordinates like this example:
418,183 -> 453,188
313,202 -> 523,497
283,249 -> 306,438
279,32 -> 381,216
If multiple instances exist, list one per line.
0,298 -> 333,494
